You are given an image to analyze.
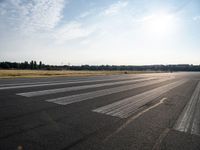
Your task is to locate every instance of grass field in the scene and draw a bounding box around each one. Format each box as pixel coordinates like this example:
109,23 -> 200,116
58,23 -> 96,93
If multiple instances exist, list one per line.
0,70 -> 157,78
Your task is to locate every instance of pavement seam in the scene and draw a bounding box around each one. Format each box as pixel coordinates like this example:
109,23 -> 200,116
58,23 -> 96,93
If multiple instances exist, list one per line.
152,128 -> 170,150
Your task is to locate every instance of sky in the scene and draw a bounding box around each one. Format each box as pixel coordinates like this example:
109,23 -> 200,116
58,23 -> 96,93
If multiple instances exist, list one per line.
0,0 -> 200,65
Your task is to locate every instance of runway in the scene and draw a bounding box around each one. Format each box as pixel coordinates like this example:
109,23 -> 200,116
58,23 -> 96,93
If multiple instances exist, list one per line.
0,72 -> 200,150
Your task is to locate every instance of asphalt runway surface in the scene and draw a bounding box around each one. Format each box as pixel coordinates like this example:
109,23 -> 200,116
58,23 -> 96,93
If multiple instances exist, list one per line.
0,72 -> 200,150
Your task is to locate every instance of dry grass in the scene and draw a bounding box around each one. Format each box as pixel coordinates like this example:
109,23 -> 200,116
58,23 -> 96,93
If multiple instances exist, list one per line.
0,69 -> 156,78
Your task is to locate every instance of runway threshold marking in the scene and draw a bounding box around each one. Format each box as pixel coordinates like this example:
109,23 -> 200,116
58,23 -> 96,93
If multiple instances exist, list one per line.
0,81 -> 64,87
17,77 -> 156,97
0,76 -> 143,90
174,81 -> 200,136
93,80 -> 187,118
103,98 -> 167,142
46,78 -> 173,105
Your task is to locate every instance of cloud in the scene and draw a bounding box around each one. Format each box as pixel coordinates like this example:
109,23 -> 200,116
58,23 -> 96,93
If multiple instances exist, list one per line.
79,11 -> 92,18
53,22 -> 96,44
102,1 -> 128,16
0,0 -> 65,32
0,0 -> 97,45
193,16 -> 200,21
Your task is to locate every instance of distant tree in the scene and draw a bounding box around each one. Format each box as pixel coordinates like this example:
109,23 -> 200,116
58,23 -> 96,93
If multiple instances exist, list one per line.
39,61 -> 42,69
24,61 -> 29,69
33,61 -> 37,69
0,61 -> 200,71
30,61 -> 34,70
12,62 -> 19,69
1,62 -> 10,69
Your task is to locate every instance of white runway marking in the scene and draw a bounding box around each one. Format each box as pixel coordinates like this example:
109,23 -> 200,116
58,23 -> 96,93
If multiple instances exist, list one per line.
125,97 -> 167,120
103,98 -> 167,142
191,98 -> 200,136
17,77 -> 156,97
0,76 -> 143,90
46,78 -> 174,106
0,81 -> 65,87
174,81 -> 200,136
93,80 -> 187,118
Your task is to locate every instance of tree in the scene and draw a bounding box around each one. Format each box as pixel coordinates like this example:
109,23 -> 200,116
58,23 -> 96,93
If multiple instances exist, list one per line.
33,61 -> 37,69
30,61 -> 34,70
24,61 -> 29,69
39,61 -> 42,69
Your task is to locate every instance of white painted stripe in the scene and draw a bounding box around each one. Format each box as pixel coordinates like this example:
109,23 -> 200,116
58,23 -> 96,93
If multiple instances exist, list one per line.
191,97 -> 200,136
93,80 -> 187,118
174,82 -> 200,135
0,76 -> 143,90
46,77 -> 174,105
103,98 -> 167,142
17,77 -> 156,97
0,81 -> 66,87
132,98 -> 167,120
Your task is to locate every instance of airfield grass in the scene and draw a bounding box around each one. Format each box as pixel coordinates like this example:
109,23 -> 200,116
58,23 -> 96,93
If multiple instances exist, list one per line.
0,70 -> 157,78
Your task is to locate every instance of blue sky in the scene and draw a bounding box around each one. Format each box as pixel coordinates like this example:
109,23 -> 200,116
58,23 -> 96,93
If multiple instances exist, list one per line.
0,0 -> 200,65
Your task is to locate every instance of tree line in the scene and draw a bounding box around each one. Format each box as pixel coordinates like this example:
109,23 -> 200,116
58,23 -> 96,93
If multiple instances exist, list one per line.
0,61 -> 200,72
0,61 -> 44,70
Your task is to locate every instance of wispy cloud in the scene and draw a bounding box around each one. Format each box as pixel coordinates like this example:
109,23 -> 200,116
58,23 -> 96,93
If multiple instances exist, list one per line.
102,1 -> 128,16
79,11 -> 92,19
0,0 -> 96,43
53,22 -> 96,44
0,0 -> 65,32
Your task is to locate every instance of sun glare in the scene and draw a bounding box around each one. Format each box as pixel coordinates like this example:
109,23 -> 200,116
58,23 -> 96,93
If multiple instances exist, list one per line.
144,12 -> 174,36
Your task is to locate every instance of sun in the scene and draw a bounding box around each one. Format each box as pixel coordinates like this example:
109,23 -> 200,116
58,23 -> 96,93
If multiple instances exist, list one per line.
144,12 -> 174,36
